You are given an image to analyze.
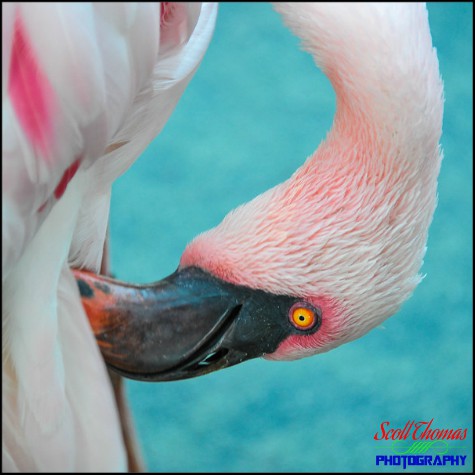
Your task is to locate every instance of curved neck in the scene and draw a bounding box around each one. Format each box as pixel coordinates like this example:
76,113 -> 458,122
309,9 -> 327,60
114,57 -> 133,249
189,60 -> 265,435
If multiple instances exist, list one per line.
275,3 -> 443,171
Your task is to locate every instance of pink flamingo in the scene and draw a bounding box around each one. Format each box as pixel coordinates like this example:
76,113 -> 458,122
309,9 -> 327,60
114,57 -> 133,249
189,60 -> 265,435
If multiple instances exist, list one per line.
2,2 -> 443,471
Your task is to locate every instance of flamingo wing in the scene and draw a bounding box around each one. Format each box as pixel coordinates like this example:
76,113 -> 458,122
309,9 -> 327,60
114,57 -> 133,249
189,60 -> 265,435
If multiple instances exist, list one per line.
2,3 -> 217,471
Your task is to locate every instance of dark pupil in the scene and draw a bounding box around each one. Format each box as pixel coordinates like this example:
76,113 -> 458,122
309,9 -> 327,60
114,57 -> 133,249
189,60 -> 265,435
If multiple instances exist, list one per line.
299,315 -> 305,321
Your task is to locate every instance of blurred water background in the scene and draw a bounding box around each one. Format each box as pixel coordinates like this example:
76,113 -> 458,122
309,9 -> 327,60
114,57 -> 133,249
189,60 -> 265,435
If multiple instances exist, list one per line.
110,3 -> 472,472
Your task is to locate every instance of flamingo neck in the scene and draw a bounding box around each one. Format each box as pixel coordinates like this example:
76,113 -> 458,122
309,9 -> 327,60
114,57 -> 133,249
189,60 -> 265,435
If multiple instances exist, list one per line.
181,4 -> 443,353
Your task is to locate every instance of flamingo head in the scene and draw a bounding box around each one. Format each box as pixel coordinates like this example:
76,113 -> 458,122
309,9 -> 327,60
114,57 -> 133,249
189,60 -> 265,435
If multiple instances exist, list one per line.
178,131 -> 435,364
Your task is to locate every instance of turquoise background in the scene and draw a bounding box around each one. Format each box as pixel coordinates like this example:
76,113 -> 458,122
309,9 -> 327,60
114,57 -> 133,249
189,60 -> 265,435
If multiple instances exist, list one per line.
110,3 -> 473,472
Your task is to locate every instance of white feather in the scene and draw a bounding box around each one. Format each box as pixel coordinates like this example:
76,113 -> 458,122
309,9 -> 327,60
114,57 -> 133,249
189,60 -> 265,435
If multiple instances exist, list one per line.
2,2 -> 218,470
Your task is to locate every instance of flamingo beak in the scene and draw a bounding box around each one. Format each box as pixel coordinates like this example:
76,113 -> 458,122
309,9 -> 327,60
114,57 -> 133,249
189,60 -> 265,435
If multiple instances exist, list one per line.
73,266 -> 301,381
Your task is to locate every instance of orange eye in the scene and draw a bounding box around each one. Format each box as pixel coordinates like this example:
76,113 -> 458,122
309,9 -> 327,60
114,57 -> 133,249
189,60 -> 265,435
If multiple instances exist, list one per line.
290,304 -> 318,330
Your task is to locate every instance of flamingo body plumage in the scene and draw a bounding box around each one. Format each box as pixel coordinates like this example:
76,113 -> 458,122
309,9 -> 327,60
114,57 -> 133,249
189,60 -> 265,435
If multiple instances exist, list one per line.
2,2 -> 443,471
3,3 -> 217,470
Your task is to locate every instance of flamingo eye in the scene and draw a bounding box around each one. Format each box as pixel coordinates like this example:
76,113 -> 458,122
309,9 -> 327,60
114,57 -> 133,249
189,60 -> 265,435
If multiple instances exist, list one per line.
289,303 -> 319,330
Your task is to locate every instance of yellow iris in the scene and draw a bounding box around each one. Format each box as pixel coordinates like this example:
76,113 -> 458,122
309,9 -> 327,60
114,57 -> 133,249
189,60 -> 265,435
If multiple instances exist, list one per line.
291,306 -> 316,329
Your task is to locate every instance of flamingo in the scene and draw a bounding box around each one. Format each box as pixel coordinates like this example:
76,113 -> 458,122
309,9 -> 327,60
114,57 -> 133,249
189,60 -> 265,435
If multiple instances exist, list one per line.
2,2 -> 443,472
